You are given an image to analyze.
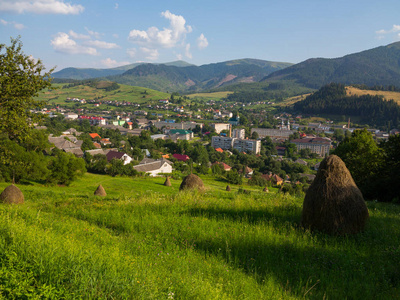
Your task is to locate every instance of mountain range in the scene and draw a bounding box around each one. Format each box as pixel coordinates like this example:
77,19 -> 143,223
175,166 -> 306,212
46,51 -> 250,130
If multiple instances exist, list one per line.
52,42 -> 400,92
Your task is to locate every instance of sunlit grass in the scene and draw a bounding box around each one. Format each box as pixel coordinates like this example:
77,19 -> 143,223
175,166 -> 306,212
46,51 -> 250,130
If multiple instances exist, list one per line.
0,173 -> 399,298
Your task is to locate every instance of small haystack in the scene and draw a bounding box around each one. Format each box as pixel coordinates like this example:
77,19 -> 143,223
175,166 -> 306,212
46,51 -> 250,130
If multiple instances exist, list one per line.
301,155 -> 369,235
179,174 -> 204,192
0,184 -> 24,204
226,185 -> 231,191
263,186 -> 269,193
164,176 -> 172,187
94,184 -> 107,196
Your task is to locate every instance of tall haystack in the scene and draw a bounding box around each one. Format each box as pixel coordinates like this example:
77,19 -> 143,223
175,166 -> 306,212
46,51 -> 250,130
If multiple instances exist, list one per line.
94,184 -> 107,196
179,174 -> 204,192
164,176 -> 172,187
0,184 -> 24,204
301,155 -> 369,235
226,185 -> 231,191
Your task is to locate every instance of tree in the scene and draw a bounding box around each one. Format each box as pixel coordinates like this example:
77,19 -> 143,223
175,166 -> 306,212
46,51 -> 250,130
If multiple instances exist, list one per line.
0,37 -> 54,143
332,129 -> 384,199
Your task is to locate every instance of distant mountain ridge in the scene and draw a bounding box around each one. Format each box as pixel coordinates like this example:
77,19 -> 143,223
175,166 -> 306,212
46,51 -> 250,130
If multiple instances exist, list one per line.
52,60 -> 196,80
263,42 -> 400,89
52,59 -> 293,92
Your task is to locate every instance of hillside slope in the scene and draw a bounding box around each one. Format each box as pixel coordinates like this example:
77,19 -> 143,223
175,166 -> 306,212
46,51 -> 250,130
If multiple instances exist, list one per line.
264,42 -> 400,89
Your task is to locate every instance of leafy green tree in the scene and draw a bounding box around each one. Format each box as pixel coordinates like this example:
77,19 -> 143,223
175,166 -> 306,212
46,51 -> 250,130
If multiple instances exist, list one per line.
226,169 -> 243,185
332,129 -> 384,199
47,149 -> 86,185
0,37 -> 53,143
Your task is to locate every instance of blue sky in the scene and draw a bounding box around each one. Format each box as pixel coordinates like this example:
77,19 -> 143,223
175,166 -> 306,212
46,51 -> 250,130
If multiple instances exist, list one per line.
1,0 -> 400,72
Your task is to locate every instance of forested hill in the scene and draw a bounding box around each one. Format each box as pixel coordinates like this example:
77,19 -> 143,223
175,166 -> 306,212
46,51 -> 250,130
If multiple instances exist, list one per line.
294,83 -> 400,129
263,42 -> 400,89
107,59 -> 293,92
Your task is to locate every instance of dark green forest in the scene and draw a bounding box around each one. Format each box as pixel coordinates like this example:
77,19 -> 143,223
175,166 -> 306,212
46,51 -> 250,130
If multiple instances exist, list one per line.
294,83 -> 400,129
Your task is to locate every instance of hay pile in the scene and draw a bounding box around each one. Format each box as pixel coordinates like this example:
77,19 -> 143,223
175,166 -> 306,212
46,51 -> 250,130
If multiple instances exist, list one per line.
94,184 -> 107,196
301,155 -> 369,235
179,174 -> 204,192
226,185 -> 231,191
263,187 -> 269,193
0,184 -> 24,204
164,177 -> 171,186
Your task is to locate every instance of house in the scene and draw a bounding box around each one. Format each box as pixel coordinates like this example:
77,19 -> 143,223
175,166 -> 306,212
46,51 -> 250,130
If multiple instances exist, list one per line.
212,162 -> 231,171
106,151 -> 132,165
291,137 -> 332,157
261,173 -> 283,186
93,142 -> 102,149
172,154 -> 190,162
215,148 -> 224,153
100,138 -> 112,146
48,135 -> 84,158
89,133 -> 101,139
275,146 -> 286,156
133,158 -> 173,176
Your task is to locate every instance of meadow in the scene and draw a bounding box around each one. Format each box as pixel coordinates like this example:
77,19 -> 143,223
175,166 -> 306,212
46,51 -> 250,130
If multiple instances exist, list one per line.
0,173 -> 399,299
36,83 -> 170,107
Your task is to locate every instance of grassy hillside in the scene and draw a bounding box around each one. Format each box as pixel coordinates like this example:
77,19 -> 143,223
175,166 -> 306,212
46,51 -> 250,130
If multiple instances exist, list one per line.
187,91 -> 233,101
36,82 -> 170,106
0,173 -> 399,298
346,86 -> 400,104
264,41 -> 400,89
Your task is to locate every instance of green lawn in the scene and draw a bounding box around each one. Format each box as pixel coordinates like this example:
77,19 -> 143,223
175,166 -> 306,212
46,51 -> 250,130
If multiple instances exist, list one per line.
0,173 -> 398,299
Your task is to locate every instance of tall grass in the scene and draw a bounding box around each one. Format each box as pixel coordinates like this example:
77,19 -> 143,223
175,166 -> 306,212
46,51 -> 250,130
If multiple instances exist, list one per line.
0,174 -> 398,299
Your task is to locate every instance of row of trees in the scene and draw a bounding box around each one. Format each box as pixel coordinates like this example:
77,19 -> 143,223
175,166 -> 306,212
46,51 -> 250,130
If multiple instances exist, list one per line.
333,129 -> 400,202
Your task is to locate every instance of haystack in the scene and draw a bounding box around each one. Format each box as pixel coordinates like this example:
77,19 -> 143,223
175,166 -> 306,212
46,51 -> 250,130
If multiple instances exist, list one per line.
0,184 -> 24,204
226,185 -> 231,191
94,184 -> 107,196
164,176 -> 171,187
263,187 -> 269,193
179,174 -> 204,192
301,155 -> 369,235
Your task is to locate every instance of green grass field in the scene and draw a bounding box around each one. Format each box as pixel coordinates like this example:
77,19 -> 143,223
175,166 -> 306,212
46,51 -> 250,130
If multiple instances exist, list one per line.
36,83 -> 170,107
0,173 -> 399,299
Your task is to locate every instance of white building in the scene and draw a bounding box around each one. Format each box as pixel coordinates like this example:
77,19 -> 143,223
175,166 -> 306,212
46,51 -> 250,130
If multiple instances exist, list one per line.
232,128 -> 245,139
211,136 -> 261,154
133,158 -> 173,176
212,123 -> 231,134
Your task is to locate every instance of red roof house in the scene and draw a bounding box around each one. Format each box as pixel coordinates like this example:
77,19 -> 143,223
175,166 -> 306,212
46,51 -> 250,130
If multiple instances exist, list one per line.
172,154 -> 190,162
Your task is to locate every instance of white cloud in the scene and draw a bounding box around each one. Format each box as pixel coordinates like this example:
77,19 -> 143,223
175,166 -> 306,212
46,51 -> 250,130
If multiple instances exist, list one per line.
176,53 -> 183,60
0,18 -> 25,30
0,0 -> 84,15
114,3 -> 118,9
376,25 -> 400,40
100,58 -> 130,68
140,47 -> 159,61
197,33 -> 208,49
51,32 -> 97,55
128,10 -> 192,49
113,33 -> 119,39
185,43 -> 192,59
68,30 -> 90,40
85,40 -> 119,49
85,27 -> 101,39
127,48 -> 137,58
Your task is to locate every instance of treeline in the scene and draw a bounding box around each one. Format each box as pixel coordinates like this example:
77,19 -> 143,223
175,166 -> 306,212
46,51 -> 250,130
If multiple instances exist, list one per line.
351,84 -> 400,92
62,80 -> 120,91
294,83 -> 400,128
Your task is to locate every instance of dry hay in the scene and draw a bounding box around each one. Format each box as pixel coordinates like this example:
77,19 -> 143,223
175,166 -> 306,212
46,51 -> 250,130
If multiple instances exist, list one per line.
0,184 -> 24,204
301,155 -> 369,235
94,184 -> 107,196
263,186 -> 269,193
226,185 -> 231,191
179,174 -> 204,192
164,176 -> 172,187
